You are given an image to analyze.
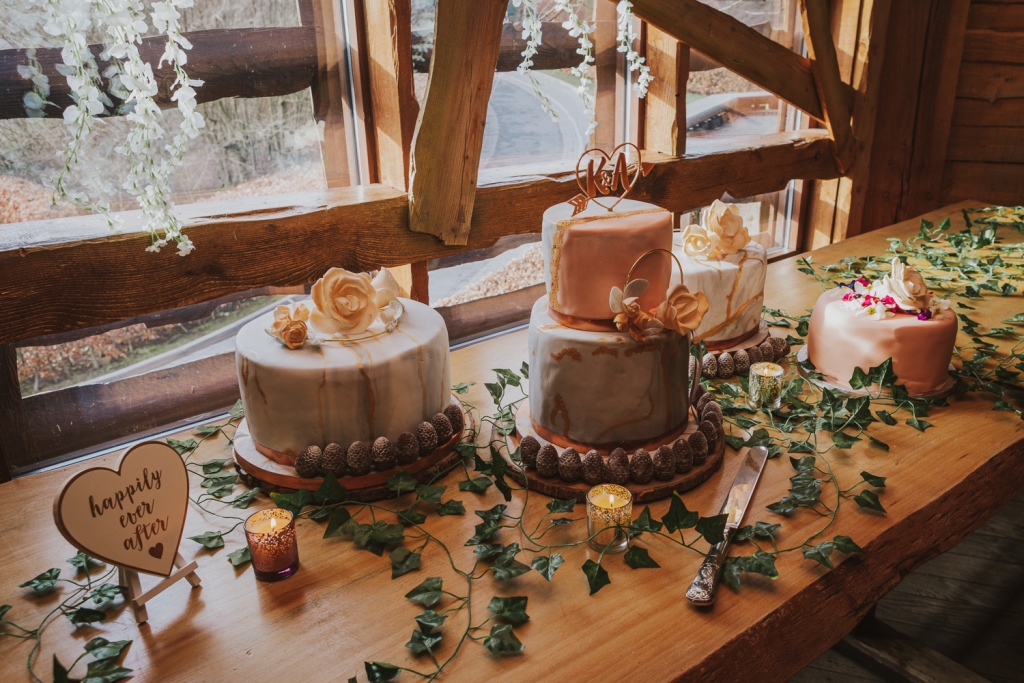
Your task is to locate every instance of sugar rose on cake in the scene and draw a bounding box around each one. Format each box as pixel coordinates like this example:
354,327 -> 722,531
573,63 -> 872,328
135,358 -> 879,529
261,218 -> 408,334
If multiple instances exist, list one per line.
268,303 -> 310,349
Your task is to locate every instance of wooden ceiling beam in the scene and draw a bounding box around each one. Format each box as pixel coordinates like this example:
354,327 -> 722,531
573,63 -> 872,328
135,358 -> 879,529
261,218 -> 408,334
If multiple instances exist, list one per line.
801,0 -> 856,173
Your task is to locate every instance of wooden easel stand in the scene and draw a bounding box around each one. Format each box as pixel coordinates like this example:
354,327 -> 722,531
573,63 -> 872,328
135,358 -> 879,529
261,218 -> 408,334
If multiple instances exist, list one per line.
118,553 -> 200,625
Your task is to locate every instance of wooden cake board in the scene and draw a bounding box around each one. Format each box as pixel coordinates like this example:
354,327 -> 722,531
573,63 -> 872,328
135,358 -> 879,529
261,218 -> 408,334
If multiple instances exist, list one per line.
704,320 -> 770,356
494,403 -> 733,503
795,346 -> 957,400
119,553 -> 200,625
233,395 -> 474,502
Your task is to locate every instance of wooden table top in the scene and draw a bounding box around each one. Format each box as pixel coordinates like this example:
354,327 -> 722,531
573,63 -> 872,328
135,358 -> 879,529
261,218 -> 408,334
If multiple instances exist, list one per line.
2,201 -> 1023,683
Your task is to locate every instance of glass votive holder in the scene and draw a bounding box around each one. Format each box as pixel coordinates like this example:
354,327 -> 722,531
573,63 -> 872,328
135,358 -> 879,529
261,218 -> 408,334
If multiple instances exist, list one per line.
586,484 -> 633,554
749,361 -> 785,409
244,508 -> 299,582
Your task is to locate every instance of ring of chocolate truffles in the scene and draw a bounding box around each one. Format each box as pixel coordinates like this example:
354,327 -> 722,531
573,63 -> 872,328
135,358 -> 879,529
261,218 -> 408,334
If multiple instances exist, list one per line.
689,430 -> 709,466
295,445 -> 323,478
717,352 -> 735,379
322,443 -> 346,477
443,402 -> 464,433
699,420 -> 719,452
558,448 -> 582,482
697,391 -> 716,415
673,438 -> 693,473
371,437 -> 397,471
396,432 -> 419,465
747,345 -> 763,364
416,422 -> 439,455
759,340 -> 776,363
607,448 -> 630,485
431,413 -> 454,444
519,435 -> 541,468
536,444 -> 559,478
347,441 -> 371,475
701,352 -> 718,379
653,445 -> 675,481
629,448 -> 654,484
770,335 -> 788,358
582,450 -> 606,485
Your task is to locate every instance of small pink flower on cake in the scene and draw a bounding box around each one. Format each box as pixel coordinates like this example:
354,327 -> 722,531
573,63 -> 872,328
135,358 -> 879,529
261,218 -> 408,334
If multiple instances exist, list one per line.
837,258 -> 949,320
679,200 -> 751,260
268,303 -> 310,349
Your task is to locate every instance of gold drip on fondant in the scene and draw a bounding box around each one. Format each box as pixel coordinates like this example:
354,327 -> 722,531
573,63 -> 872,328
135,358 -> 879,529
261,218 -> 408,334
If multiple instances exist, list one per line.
343,342 -> 377,437
597,393 -> 655,439
240,357 -> 249,387
723,253 -> 750,320
592,346 -> 619,357
624,342 -> 659,357
694,292 -> 764,342
253,367 -> 268,405
550,394 -> 571,438
550,347 -> 582,362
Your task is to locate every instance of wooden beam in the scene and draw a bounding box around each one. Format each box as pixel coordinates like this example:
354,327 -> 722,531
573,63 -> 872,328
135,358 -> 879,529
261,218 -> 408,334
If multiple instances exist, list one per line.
310,0 -> 356,188
407,0 -> 507,245
0,130 -> 838,346
644,26 -> 688,156
801,0 -> 856,174
363,0 -> 419,191
0,27 -> 317,120
592,0 -> 620,151
961,30 -> 1024,65
941,161 -> 1024,206
628,0 -> 837,122
956,62 -> 1024,101
0,345 -> 24,481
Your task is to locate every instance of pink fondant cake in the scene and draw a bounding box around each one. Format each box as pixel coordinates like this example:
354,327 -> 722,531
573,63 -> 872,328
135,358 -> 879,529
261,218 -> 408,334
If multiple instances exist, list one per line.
806,263 -> 957,395
542,199 -> 672,322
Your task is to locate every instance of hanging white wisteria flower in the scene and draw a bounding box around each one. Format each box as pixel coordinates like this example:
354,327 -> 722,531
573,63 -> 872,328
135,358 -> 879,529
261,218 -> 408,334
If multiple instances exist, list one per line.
16,0 -> 203,256
616,0 -> 653,97
553,0 -> 597,135
511,0 -> 558,120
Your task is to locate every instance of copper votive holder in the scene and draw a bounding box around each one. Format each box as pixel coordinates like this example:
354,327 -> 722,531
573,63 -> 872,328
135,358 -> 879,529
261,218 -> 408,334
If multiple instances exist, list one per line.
749,361 -> 784,409
586,484 -> 633,554
244,508 -> 299,581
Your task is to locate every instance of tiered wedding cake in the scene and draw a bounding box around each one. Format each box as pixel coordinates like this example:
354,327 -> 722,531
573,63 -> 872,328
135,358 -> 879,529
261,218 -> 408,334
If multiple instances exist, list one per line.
806,258 -> 957,396
235,268 -> 459,480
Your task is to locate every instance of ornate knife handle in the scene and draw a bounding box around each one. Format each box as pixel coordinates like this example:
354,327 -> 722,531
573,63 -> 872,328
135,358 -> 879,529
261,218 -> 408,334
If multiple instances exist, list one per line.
685,528 -> 735,605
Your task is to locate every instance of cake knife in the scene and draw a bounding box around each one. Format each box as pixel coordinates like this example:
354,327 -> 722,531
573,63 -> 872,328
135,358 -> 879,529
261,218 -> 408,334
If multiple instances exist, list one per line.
685,445 -> 770,606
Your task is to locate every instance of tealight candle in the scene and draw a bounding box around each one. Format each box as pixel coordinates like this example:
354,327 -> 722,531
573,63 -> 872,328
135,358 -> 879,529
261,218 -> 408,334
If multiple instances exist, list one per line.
586,484 -> 633,553
749,361 -> 785,409
244,508 -> 299,582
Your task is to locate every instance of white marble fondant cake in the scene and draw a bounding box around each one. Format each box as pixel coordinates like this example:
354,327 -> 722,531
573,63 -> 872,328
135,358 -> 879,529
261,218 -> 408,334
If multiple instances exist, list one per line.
235,272 -> 450,457
672,200 -> 767,347
527,298 -> 689,448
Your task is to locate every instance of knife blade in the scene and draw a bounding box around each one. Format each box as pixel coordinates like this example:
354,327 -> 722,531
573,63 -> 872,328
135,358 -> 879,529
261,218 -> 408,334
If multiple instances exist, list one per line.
686,445 -> 770,606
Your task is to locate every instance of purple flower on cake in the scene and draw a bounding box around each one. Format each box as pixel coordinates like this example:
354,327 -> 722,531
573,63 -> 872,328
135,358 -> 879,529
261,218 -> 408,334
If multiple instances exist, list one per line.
837,258 -> 950,320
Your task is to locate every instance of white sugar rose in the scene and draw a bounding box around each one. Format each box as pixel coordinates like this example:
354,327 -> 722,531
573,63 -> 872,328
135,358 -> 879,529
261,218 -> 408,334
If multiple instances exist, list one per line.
882,257 -> 929,312
655,284 -> 710,335
703,200 -> 750,256
311,268 -> 378,335
371,268 -> 402,308
268,303 -> 310,349
680,224 -> 720,258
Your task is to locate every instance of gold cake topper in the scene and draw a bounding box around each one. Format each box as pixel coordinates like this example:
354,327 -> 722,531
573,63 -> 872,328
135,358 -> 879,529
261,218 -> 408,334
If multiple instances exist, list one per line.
570,142 -> 655,216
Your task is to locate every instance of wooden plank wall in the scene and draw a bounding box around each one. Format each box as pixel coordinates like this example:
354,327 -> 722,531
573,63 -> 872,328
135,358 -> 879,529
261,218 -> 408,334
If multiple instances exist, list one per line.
943,0 -> 1024,206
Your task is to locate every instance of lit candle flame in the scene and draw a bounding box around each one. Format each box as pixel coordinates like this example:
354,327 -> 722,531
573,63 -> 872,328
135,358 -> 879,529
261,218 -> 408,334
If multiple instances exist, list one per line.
270,517 -> 278,530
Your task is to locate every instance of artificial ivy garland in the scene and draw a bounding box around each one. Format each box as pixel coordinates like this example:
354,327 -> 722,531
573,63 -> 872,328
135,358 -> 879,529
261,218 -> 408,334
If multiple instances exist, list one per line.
5,207 -> 1024,682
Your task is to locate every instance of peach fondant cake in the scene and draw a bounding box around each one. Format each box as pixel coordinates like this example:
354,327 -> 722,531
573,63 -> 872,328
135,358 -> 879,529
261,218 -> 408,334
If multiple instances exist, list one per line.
807,258 -> 957,396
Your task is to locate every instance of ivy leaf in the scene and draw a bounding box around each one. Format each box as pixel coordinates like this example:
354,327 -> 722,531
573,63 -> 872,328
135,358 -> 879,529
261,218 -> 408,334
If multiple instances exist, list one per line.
474,544 -> 504,561
875,410 -> 897,426
488,596 -> 530,625
20,568 -> 60,592
531,553 -> 563,581
581,559 -> 611,595
483,624 -> 524,655
744,428 -> 772,448
67,551 -> 102,574
830,431 -> 862,449
84,637 -> 131,661
207,481 -> 235,498
695,514 -> 729,545
1004,313 -> 1024,324
754,521 -> 781,538
83,658 -> 132,682
661,493 -> 699,532
201,472 -> 237,489
802,542 -> 835,569
197,458 -> 229,474
492,557 -> 531,581
520,361 -> 530,379
623,546 -> 660,569
739,550 -> 779,578
485,382 -> 504,404
405,577 -> 444,608
627,506 -> 662,538
849,366 -> 871,390
732,416 -> 759,429
314,473 -> 348,505
167,437 -> 198,455
398,508 -> 427,526
406,629 -> 442,656
546,498 -> 576,513
390,547 -> 421,579
723,559 -> 744,590
195,424 -> 221,437
994,401 -> 1015,411
188,531 -> 225,549
458,476 -> 492,494
228,487 -> 261,509
229,400 -> 245,418
788,440 -> 815,454
767,497 -> 798,514
415,610 -> 447,635
67,607 -> 107,626
354,521 -> 404,555
867,435 -> 890,451
436,500 -> 466,516
494,368 -> 522,388
475,504 -> 507,522
387,470 -> 418,494
790,455 -> 816,472
734,525 -> 754,542
860,471 -> 887,488
270,489 -> 313,516
832,535 -> 865,555
725,435 -> 746,450
414,484 -> 446,505
323,508 -> 353,538
227,547 -> 252,567
854,490 -> 887,513
89,584 -> 126,604
906,417 -> 932,432
364,662 -> 401,682
452,382 -> 475,395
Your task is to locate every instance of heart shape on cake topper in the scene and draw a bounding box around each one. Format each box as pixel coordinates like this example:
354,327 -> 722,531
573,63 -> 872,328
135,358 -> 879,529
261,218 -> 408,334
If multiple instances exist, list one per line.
53,441 -> 190,577
570,142 -> 655,216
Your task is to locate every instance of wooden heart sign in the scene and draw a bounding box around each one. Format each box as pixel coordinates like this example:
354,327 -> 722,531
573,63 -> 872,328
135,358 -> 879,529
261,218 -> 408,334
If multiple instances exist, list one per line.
568,142 -> 655,216
53,441 -> 190,577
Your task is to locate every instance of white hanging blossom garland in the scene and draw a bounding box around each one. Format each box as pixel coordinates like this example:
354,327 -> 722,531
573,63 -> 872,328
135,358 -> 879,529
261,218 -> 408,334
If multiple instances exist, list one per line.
553,0 -> 596,135
616,0 -> 652,97
18,0 -> 203,255
512,0 -> 557,120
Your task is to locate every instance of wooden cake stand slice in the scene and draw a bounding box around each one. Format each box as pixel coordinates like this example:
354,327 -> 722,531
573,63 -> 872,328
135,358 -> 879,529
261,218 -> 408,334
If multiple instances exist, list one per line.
492,403 -> 735,503
233,395 -> 474,502
795,346 -> 957,400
